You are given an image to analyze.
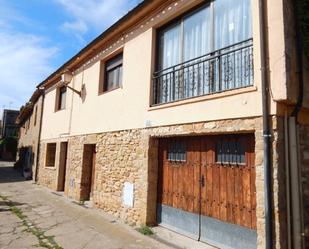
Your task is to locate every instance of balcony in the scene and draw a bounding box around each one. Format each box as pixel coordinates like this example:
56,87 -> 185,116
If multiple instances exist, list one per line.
152,39 -> 254,105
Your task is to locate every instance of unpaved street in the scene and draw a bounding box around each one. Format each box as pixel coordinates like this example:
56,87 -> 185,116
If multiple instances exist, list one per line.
0,162 -> 171,249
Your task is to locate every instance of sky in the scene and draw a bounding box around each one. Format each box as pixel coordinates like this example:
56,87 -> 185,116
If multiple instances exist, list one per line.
0,0 -> 142,115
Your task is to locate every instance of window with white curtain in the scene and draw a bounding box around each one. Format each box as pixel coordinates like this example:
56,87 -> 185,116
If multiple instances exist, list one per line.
214,0 -> 252,50
183,7 -> 211,62
155,0 -> 253,104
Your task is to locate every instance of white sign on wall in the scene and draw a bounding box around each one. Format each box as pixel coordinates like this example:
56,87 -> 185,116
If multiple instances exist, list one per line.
123,182 -> 134,208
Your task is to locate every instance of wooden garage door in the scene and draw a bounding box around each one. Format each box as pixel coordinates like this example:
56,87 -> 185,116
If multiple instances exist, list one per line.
157,134 -> 256,230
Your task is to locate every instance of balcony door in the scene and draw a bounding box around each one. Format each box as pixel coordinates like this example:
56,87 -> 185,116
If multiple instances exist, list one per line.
154,0 -> 253,105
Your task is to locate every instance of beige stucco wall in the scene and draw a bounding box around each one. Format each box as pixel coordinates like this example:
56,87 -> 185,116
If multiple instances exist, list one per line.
267,0 -> 290,102
40,0 -> 280,140
41,84 -> 72,139
268,0 -> 309,109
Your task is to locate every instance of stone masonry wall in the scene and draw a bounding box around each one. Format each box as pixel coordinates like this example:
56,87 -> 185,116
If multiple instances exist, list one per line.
37,116 -> 287,249
37,142 -> 59,190
17,96 -> 43,179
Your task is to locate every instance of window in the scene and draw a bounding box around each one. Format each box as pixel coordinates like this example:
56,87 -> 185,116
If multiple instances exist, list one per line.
45,143 -> 56,167
56,86 -> 66,111
102,53 -> 123,92
168,141 -> 186,162
216,137 -> 245,164
153,0 -> 253,105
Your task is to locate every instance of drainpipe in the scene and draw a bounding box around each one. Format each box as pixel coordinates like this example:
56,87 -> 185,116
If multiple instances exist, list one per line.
291,0 -> 304,118
284,111 -> 292,249
34,88 -> 45,182
258,0 -> 273,248
288,116 -> 303,248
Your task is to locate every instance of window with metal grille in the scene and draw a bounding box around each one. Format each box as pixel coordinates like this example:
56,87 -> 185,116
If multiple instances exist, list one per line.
168,141 -> 186,162
216,138 -> 245,164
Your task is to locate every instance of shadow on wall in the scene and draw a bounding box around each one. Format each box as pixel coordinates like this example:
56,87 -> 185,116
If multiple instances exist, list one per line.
0,137 -> 17,162
0,166 -> 27,184
14,146 -> 33,180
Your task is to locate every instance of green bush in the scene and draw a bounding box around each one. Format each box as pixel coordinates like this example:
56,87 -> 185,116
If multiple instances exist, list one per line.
137,225 -> 154,236
0,137 -> 18,158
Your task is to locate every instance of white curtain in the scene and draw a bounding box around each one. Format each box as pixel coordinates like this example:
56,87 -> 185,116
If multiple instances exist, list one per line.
160,25 -> 180,70
214,0 -> 252,50
183,7 -> 211,61
159,25 -> 180,103
183,7 -> 211,97
214,0 -> 252,90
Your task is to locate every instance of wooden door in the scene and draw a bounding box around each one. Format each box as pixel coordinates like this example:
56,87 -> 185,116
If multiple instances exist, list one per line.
80,144 -> 96,201
57,142 -> 68,191
200,134 -> 256,229
157,134 -> 256,229
157,134 -> 257,248
157,137 -> 201,214
90,148 -> 96,198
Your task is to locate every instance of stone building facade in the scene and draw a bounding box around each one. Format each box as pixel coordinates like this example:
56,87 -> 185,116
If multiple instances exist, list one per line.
36,115 -> 295,248
19,0 -> 309,248
16,90 -> 43,179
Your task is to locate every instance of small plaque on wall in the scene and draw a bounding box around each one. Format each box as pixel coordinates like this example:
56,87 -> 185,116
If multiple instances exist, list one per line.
123,182 -> 134,208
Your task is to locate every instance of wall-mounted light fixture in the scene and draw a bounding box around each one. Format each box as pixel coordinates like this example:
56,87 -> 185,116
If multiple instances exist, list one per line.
61,70 -> 82,97
61,70 -> 73,84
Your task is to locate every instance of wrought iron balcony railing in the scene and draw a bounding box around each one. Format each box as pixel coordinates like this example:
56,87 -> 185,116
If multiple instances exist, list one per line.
152,39 -> 254,105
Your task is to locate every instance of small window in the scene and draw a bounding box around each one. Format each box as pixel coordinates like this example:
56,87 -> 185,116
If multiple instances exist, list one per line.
168,141 -> 186,162
103,53 -> 123,92
56,86 -> 66,111
216,137 -> 245,164
46,143 -> 56,167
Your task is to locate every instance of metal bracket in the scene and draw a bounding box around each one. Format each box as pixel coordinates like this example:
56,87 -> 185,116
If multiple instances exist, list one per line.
66,85 -> 81,97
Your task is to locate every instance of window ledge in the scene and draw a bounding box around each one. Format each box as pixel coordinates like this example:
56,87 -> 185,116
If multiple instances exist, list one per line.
148,86 -> 257,111
98,86 -> 122,96
54,108 -> 65,113
45,166 -> 56,170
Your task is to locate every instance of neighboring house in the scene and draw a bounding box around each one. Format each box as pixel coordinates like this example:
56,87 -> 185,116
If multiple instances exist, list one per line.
18,0 -> 308,249
15,89 -> 43,179
0,109 -> 19,160
1,109 -> 19,138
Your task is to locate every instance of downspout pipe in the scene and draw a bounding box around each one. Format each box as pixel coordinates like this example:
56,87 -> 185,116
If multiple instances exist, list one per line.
34,88 -> 45,182
291,0 -> 304,118
258,0 -> 273,248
